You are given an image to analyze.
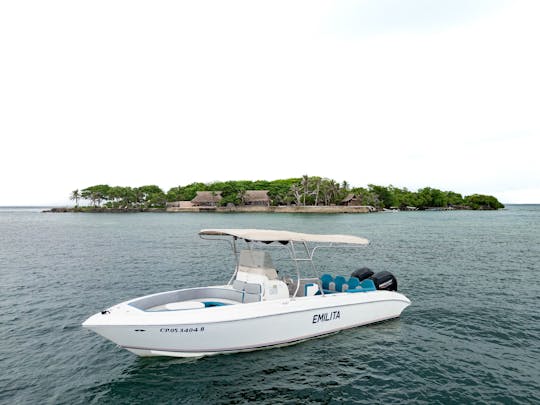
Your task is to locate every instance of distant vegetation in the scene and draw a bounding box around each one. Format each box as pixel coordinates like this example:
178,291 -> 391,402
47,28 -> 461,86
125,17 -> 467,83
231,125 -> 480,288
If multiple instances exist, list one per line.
70,175 -> 504,211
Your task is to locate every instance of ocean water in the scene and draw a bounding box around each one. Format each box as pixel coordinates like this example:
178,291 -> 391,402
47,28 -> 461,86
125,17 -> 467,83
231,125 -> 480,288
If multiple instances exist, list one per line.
0,206 -> 539,404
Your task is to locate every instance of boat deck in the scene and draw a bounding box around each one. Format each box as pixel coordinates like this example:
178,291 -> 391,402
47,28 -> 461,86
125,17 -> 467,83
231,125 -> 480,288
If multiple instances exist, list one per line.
133,274 -> 378,313
147,298 -> 239,311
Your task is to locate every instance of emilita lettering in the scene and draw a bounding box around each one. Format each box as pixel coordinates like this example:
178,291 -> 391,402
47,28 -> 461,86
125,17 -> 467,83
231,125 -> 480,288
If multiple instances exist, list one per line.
312,310 -> 341,323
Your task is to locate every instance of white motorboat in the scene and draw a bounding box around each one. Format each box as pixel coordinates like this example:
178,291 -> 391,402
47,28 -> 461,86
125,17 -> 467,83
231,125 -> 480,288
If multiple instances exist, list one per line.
83,229 -> 411,357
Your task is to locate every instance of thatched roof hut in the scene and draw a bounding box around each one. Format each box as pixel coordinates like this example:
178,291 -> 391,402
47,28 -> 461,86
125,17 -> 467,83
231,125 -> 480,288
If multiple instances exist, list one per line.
341,193 -> 363,206
191,191 -> 222,206
244,190 -> 270,206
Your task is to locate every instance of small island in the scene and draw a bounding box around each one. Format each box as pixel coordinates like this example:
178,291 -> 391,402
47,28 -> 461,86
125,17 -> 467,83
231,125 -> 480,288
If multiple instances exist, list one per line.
50,175 -> 504,213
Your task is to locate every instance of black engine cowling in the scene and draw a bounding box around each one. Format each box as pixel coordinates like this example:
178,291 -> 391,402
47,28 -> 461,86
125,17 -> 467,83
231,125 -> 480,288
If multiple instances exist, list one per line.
350,267 -> 374,281
370,271 -> 398,291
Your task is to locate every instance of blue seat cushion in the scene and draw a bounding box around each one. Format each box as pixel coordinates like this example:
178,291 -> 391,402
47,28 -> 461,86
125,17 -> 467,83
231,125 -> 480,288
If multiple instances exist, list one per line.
203,301 -> 230,307
346,279 -> 376,293
360,279 -> 376,291
334,276 -> 347,292
320,274 -> 334,290
347,277 -> 360,290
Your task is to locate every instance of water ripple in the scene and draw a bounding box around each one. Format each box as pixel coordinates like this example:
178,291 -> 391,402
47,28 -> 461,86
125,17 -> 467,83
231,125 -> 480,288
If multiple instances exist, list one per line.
1,208 -> 539,404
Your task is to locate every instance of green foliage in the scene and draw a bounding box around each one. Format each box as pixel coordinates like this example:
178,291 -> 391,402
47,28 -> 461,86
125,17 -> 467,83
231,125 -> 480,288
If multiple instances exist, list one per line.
164,178 -> 303,206
81,184 -> 110,207
446,191 -> 464,206
368,185 -> 395,208
77,177 -> 504,211
464,194 -> 504,210
80,184 -> 166,209
416,187 -> 448,208
349,187 -> 378,206
268,178 -> 301,205
166,182 -> 206,202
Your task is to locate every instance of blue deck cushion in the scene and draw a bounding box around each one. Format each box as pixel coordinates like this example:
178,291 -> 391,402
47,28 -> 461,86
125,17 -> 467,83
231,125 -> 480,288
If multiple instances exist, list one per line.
347,277 -> 360,290
203,301 -> 231,307
346,278 -> 377,293
321,274 -> 334,290
334,276 -> 347,292
360,279 -> 376,291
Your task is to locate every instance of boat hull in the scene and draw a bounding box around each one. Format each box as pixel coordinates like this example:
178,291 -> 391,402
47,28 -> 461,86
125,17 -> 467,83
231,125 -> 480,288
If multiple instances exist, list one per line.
83,291 -> 410,357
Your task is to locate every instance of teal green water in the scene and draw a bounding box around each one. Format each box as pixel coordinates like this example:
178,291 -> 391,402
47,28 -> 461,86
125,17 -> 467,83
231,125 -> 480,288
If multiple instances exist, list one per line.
1,207 -> 539,404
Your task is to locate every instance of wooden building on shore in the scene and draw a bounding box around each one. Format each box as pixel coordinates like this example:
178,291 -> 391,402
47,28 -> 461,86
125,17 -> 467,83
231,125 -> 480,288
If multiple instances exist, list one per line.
341,193 -> 363,206
191,191 -> 223,207
243,190 -> 271,206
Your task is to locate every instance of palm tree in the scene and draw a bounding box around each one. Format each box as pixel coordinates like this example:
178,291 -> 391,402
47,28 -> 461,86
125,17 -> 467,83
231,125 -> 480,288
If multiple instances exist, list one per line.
319,179 -> 333,206
311,177 -> 321,206
70,189 -> 81,207
330,180 -> 340,205
301,174 -> 309,206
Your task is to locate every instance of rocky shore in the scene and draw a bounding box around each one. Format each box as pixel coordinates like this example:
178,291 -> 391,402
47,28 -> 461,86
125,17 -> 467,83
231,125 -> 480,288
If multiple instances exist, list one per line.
43,207 -> 164,213
44,204 -> 495,213
44,206 -> 376,214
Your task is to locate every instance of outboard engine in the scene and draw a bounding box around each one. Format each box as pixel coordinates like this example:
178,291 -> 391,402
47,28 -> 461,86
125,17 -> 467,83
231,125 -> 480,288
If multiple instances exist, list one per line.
350,267 -> 374,281
370,271 -> 398,291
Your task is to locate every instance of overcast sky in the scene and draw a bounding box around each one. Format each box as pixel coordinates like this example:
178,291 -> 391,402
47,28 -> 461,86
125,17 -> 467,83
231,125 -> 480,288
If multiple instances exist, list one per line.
1,0 -> 539,205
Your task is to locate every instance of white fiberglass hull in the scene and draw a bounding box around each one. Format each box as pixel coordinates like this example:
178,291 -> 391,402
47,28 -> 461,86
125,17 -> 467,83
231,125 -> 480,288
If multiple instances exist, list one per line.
83,290 -> 410,357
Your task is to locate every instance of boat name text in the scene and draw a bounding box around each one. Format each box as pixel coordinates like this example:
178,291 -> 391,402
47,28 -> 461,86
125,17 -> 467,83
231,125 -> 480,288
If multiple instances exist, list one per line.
312,310 -> 341,323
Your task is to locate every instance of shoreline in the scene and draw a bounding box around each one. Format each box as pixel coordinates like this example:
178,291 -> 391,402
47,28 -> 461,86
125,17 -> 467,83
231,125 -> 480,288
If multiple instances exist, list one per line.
43,205 -> 495,214
44,206 -> 375,214
166,205 -> 376,213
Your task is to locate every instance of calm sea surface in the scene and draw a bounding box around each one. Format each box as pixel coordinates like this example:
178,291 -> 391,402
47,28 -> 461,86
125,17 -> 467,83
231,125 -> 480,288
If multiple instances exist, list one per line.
0,206 -> 539,404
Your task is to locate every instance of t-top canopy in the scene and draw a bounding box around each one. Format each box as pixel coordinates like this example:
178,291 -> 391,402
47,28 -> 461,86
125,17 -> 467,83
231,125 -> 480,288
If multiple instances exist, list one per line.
199,229 -> 369,245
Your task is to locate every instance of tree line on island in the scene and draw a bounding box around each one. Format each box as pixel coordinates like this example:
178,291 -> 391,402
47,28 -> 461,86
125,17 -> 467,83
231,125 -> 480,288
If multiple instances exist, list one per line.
69,175 -> 504,211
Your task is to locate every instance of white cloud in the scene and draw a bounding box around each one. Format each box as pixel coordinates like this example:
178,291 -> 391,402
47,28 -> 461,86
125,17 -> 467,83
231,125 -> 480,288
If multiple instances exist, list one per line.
0,0 -> 538,204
